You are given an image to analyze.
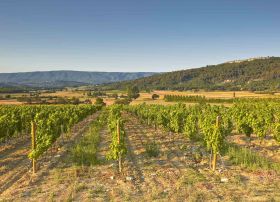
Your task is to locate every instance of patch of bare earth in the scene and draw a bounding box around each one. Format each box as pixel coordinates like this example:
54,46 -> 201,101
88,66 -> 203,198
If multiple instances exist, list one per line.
0,136 -> 31,195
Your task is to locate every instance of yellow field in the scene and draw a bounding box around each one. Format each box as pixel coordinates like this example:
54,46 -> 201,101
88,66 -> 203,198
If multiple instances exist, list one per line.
1,90 -> 279,106
0,100 -> 22,105
130,90 -> 280,106
153,90 -> 279,98
41,90 -> 84,98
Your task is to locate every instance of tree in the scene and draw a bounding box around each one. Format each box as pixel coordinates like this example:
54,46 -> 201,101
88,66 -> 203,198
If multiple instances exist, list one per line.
145,88 -> 152,93
87,91 -> 92,97
95,97 -> 106,106
71,97 -> 80,105
112,93 -> 118,99
152,94 -> 160,100
127,86 -> 140,99
5,94 -> 11,99
84,99 -> 92,104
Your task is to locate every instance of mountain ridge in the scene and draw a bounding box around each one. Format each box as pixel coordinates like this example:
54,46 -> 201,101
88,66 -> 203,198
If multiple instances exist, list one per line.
0,71 -> 157,88
99,57 -> 280,91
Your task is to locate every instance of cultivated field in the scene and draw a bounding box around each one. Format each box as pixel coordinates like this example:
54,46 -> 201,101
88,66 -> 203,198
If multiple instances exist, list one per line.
1,90 -> 279,106
130,90 -> 280,106
0,101 -> 280,201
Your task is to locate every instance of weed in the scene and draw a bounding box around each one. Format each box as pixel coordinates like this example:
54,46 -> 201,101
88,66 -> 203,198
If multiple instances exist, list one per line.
226,143 -> 280,172
53,168 -> 64,184
233,174 -> 246,185
75,182 -> 87,192
145,141 -> 160,157
48,192 -> 55,202
66,194 -> 73,202
89,184 -> 105,197
176,168 -> 205,188
71,110 -> 107,166
189,191 -> 206,202
150,187 -> 165,200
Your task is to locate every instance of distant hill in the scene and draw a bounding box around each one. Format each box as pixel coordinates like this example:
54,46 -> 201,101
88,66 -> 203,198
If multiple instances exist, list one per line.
0,71 -> 157,89
101,57 -> 280,91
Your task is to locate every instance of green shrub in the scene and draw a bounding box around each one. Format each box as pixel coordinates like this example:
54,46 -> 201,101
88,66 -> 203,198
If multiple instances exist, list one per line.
145,141 -> 160,157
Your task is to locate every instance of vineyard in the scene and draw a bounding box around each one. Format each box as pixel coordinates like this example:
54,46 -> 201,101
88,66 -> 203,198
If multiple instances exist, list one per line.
0,105 -> 99,161
1,101 -> 280,201
129,102 -> 280,144
164,94 -> 280,104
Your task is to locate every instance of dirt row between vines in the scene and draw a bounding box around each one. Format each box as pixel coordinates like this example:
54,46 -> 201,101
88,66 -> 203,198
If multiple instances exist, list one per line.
0,111 -> 100,198
1,112 -> 280,201
121,113 -> 280,201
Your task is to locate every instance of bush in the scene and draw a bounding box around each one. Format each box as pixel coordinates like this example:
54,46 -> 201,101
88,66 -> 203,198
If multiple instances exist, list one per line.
127,86 -> 140,99
152,94 -> 160,100
5,94 -> 11,99
95,97 -> 106,106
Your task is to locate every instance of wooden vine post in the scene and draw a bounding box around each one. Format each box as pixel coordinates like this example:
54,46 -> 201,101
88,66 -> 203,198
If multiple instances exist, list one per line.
209,148 -> 213,170
61,125 -> 64,143
31,121 -> 37,174
212,115 -> 221,171
117,119 -> 122,173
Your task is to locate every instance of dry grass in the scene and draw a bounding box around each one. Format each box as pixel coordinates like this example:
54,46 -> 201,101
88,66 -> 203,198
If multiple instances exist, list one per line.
154,90 -> 279,98
129,90 -> 265,106
41,90 -> 84,98
0,100 -> 23,105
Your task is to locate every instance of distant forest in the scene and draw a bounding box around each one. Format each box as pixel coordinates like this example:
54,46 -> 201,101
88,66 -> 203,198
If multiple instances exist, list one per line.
100,57 -> 280,92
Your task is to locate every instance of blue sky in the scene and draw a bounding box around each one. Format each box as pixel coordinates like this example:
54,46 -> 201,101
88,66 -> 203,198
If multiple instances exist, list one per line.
0,0 -> 279,73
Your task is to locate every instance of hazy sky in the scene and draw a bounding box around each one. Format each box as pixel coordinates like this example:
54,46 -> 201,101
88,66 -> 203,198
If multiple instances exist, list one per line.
0,0 -> 279,73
